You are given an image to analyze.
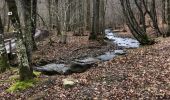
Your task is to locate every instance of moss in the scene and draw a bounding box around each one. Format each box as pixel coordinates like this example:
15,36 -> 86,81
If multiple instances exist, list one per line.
6,70 -> 41,93
33,71 -> 41,76
7,78 -> 39,93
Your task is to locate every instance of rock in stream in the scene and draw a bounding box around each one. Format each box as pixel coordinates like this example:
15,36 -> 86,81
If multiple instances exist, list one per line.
33,63 -> 71,75
70,57 -> 100,73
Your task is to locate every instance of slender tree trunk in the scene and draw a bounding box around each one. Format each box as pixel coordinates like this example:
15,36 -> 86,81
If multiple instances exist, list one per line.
48,0 -> 52,30
6,0 -> 33,81
167,0 -> 170,36
0,17 -> 9,73
138,0 -> 143,25
162,0 -> 166,24
59,0 -> 67,44
99,0 -> 105,34
120,0 -> 154,45
55,0 -> 61,35
31,0 -> 38,50
89,0 -> 100,40
86,0 -> 91,31
142,0 -> 162,36
66,0 -> 73,31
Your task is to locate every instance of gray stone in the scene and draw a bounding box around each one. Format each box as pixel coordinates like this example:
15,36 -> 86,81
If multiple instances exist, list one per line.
70,57 -> 100,73
34,63 -> 71,75
114,50 -> 126,55
97,52 -> 115,61
75,57 -> 100,63
62,78 -> 78,88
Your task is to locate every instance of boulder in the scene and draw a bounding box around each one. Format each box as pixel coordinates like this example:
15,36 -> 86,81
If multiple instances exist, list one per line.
70,58 -> 100,73
62,78 -> 78,88
33,63 -> 71,75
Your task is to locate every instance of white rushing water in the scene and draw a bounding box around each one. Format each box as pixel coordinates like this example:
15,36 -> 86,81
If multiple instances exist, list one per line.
105,29 -> 140,48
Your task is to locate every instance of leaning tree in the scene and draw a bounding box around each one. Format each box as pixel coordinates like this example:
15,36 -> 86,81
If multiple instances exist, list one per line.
120,0 -> 154,45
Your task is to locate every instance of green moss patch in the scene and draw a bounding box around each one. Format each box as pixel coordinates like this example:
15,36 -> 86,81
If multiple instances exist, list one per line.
7,79 -> 38,93
33,71 -> 41,76
6,70 -> 42,93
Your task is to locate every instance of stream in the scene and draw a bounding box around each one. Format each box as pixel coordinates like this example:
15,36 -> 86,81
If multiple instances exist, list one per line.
34,29 -> 140,75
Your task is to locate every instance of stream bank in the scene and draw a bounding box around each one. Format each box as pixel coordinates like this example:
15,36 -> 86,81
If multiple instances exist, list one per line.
34,29 -> 140,75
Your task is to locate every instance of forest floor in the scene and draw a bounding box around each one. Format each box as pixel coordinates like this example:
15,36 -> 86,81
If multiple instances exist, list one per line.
32,33 -> 116,65
0,31 -> 170,99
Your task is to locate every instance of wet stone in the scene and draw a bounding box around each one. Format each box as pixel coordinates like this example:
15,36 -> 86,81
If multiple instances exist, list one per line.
114,50 -> 126,55
97,52 -> 115,61
70,58 -> 100,73
34,63 -> 71,75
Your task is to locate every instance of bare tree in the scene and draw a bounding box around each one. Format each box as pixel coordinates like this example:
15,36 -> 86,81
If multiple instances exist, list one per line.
142,0 -> 162,36
120,0 -> 154,45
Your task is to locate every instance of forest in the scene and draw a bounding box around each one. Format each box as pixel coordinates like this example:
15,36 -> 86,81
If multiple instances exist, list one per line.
0,0 -> 170,99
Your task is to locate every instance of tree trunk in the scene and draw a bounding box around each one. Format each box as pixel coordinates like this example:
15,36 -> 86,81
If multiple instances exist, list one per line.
120,0 -> 154,45
6,0 -> 33,81
0,17 -> 9,73
20,0 -> 34,64
55,0 -> 61,35
86,0 -> 91,31
162,0 -> 166,24
142,0 -> 162,36
89,0 -> 100,40
59,0 -> 67,44
31,0 -> 38,50
99,0 -> 105,34
48,0 -> 52,30
66,0 -> 73,31
167,0 -> 170,36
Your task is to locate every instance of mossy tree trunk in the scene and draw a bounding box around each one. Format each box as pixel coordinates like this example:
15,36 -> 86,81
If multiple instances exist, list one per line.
6,0 -> 33,81
20,0 -> 34,63
0,17 -> 9,73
